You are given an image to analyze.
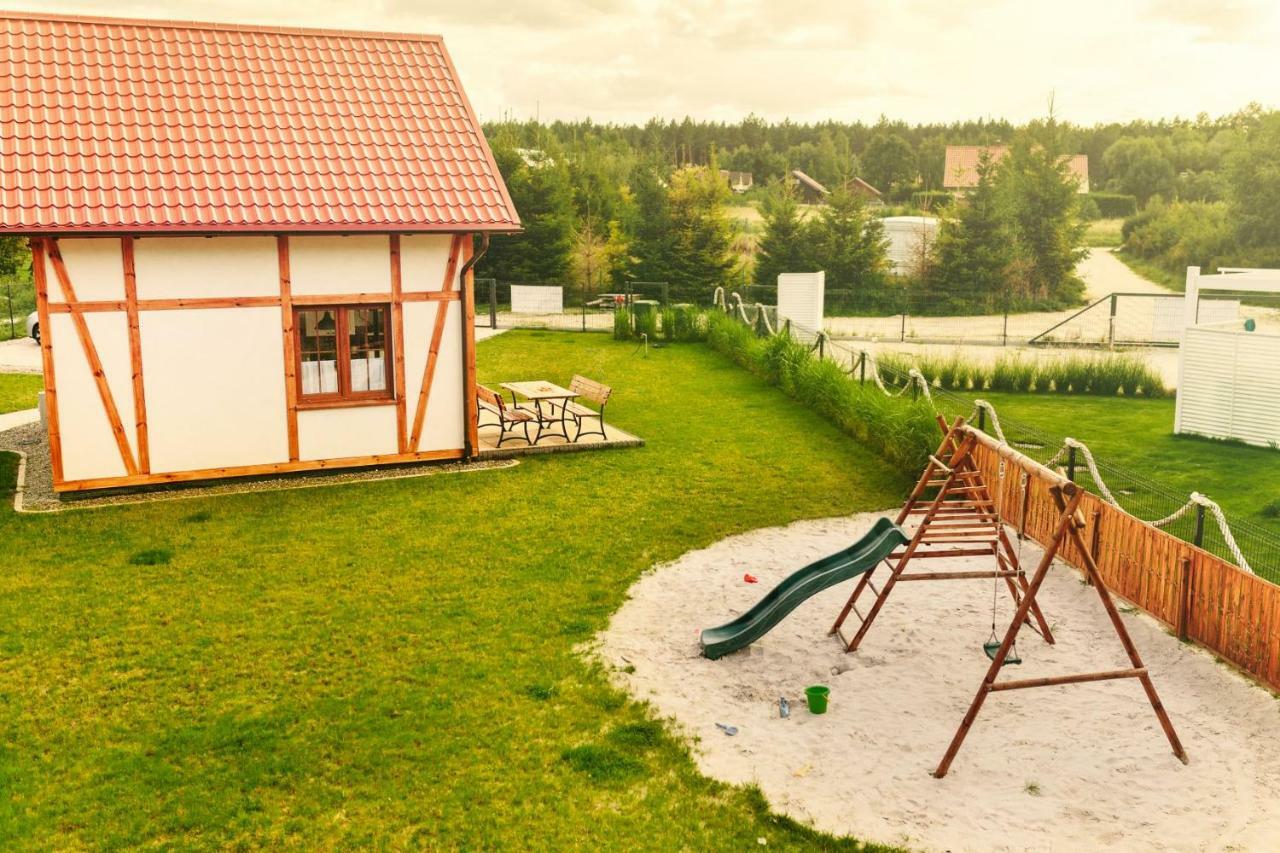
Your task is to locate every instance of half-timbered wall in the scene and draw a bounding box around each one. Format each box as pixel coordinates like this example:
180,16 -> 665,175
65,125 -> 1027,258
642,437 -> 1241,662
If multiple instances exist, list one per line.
34,233 -> 474,491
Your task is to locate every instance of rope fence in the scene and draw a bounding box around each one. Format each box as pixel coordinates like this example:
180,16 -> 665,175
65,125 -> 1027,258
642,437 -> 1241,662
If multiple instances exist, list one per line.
716,293 -> 1280,583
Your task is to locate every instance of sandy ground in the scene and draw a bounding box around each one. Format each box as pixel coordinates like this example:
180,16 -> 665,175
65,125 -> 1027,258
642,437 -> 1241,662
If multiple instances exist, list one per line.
598,512 -> 1280,852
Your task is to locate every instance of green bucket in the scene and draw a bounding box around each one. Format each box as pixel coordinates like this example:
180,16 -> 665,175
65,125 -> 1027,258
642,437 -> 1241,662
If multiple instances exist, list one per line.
804,685 -> 830,715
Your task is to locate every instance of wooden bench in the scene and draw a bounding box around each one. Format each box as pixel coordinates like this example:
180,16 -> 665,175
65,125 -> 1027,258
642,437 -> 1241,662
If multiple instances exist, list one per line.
565,375 -> 612,442
477,385 -> 536,447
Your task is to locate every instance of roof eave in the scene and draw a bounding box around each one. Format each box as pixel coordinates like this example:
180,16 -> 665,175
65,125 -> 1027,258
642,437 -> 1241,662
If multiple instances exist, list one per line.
0,222 -> 523,238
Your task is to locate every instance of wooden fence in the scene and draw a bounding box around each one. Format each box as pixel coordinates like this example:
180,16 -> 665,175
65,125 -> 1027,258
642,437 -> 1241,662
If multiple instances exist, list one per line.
969,437 -> 1280,693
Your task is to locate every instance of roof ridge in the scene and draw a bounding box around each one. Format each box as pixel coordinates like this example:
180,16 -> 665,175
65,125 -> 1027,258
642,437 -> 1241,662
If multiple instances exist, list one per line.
0,10 -> 444,44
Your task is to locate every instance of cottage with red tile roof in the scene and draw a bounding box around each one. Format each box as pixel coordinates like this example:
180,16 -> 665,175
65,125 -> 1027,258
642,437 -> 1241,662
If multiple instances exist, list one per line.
943,145 -> 1089,194
1,12 -> 519,492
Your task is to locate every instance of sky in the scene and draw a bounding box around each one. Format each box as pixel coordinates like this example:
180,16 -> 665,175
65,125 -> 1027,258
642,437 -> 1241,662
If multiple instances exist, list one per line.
11,0 -> 1280,126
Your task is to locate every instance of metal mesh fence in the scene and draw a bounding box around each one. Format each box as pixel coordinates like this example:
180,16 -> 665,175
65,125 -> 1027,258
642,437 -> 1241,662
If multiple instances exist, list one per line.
473,280 -> 685,332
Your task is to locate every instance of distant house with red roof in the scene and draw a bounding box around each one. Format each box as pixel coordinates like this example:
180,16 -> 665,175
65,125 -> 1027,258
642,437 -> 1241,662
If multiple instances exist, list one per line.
0,12 -> 519,492
943,145 -> 1090,194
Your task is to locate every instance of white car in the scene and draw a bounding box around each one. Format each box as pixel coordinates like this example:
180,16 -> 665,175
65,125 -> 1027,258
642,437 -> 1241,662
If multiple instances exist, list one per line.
26,310 -> 39,343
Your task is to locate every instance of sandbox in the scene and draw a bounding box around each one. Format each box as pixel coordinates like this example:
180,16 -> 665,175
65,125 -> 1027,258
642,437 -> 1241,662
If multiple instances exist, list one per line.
597,512 -> 1280,852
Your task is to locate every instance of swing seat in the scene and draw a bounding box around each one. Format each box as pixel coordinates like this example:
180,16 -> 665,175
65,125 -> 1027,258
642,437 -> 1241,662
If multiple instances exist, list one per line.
983,640 -> 1021,665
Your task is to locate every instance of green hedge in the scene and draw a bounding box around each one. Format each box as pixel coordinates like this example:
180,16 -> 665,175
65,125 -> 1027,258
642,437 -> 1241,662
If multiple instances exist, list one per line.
910,190 -> 954,210
1084,192 -> 1138,219
705,313 -> 937,472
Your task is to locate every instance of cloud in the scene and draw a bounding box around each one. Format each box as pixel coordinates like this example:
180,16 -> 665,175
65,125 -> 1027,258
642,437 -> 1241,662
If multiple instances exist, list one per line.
5,0 -> 1280,124
1146,0 -> 1276,44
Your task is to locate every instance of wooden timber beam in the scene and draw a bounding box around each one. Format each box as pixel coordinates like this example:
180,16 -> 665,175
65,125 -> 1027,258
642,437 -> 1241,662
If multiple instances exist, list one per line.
408,235 -> 463,451
46,239 -> 139,476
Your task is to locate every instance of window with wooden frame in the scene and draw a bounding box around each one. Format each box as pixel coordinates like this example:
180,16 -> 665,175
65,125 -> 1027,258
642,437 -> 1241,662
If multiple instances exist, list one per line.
295,305 -> 393,406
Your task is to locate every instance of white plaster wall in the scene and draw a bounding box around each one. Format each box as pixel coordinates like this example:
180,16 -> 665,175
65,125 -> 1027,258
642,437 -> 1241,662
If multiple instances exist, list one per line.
49,311 -> 134,481
297,406 -> 399,460
290,235 -> 391,295
401,234 -> 455,293
403,300 -> 465,452
46,234 -> 466,484
45,238 -> 125,303
134,236 -> 280,300
140,307 -> 290,472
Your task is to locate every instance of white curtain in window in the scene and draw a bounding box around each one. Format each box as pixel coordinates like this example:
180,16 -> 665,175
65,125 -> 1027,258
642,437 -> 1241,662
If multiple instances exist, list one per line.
350,354 -> 386,392
301,359 -> 339,395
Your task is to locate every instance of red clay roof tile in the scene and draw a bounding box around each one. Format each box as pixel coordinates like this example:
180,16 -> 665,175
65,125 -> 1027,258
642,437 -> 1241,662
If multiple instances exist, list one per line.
0,12 -> 520,233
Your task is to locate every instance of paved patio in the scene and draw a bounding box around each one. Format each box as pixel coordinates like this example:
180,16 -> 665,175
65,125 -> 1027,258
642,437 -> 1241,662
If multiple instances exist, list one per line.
477,419 -> 643,458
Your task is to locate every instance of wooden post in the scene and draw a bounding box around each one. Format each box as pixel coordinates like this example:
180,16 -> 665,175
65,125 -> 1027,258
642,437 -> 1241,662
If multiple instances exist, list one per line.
30,239 -> 64,484
278,236 -> 299,462
390,235 -> 410,454
121,236 -> 149,473
1177,557 -> 1193,641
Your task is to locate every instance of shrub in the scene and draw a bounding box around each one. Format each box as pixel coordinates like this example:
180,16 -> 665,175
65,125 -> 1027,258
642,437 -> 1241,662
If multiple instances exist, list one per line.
705,313 -> 938,471
660,304 -> 707,342
910,190 -> 954,210
633,304 -> 659,340
1122,200 -> 1234,280
1085,192 -> 1138,218
612,308 -> 631,340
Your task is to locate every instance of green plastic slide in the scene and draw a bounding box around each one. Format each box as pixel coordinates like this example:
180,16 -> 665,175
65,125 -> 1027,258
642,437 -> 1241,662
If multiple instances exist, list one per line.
700,517 -> 909,660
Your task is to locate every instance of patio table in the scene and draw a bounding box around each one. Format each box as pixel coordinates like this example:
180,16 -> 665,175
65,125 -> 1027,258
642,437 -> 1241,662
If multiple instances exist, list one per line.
500,381 -> 578,443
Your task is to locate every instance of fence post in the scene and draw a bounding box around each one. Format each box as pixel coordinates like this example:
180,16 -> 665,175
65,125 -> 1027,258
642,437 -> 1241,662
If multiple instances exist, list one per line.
581,283 -> 587,332
1085,508 -> 1102,587
1176,557 -> 1193,641
1193,504 -> 1206,548
977,406 -> 986,432
818,334 -> 825,360
1108,293 -> 1118,349
5,280 -> 12,340
1001,310 -> 1009,346
488,280 -> 497,329
900,313 -> 906,342
859,352 -> 866,385
1066,446 -> 1077,482
784,318 -> 791,339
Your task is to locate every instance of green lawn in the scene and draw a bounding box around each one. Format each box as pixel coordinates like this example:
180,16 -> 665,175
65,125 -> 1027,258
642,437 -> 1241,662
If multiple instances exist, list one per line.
942,391 -> 1280,531
0,373 -> 42,414
0,332 -> 909,849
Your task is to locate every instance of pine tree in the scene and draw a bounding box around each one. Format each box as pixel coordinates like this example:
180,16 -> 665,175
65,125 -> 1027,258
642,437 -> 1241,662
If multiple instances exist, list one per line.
665,162 -> 738,300
804,189 -> 890,309
477,140 -> 575,284
754,179 -> 812,286
927,151 -> 1012,312
625,160 -> 677,286
998,124 -> 1087,306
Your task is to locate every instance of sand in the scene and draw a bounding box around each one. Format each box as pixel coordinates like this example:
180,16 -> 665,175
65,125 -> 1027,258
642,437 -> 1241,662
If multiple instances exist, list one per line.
597,512 -> 1280,852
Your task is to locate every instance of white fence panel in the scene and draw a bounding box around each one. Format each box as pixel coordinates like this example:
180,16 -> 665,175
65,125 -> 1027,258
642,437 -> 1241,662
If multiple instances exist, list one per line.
510,285 -> 563,314
1177,324 -> 1280,447
777,272 -> 824,341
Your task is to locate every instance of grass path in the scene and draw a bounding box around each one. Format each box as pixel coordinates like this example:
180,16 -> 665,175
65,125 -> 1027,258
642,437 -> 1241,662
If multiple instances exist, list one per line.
0,332 -> 908,849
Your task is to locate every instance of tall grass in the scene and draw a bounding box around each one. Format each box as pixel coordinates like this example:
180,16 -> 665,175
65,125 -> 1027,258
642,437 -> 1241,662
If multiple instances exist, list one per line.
660,304 -> 708,342
707,313 -> 938,471
876,350 -> 1167,397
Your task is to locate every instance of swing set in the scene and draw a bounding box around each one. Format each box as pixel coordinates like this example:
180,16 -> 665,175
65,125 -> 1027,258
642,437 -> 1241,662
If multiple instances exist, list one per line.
831,416 -> 1188,778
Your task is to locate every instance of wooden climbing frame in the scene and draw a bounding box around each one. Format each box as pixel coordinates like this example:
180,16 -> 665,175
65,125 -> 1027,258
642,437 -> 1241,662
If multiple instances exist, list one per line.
831,416 -> 1188,777
830,416 -> 1055,654
932,423 -> 1188,777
